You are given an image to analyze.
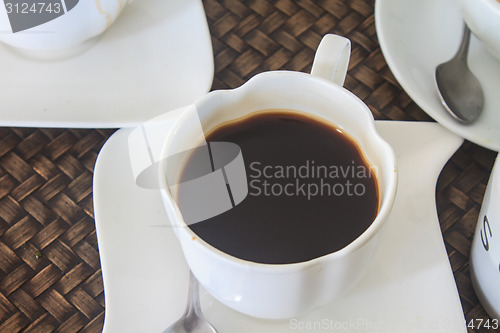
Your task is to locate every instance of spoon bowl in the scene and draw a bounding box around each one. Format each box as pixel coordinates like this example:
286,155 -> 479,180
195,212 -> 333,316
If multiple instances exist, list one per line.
435,24 -> 484,124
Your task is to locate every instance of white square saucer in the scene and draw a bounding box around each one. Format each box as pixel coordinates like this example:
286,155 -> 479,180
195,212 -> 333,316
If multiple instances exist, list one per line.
0,0 -> 213,128
93,120 -> 466,332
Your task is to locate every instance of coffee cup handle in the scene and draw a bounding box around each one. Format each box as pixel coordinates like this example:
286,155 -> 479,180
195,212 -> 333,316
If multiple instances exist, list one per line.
310,34 -> 351,87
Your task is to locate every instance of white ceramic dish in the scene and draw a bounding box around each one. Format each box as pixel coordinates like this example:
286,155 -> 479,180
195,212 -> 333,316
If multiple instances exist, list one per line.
375,0 -> 500,151
471,155 -> 500,319
0,0 -> 213,128
94,120 -> 466,332
0,0 -> 127,56
460,0 -> 500,61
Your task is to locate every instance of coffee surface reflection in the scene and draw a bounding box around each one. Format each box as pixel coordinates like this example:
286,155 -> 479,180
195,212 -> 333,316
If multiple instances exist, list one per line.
177,110 -> 379,264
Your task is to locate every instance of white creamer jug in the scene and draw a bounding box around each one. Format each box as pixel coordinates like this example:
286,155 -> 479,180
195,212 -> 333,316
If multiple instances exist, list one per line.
471,155 -> 500,319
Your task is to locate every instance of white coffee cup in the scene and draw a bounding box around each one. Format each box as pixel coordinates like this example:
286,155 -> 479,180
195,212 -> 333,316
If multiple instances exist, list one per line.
460,0 -> 500,61
159,34 -> 398,319
0,0 -> 129,59
471,155 -> 500,320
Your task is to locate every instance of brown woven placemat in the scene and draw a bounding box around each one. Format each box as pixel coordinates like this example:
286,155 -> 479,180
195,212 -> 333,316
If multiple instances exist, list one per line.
0,0 -> 498,332
0,128 -> 114,332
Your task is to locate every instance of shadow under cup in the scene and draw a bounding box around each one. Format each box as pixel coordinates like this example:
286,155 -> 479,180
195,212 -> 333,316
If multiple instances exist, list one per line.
159,70 -> 398,319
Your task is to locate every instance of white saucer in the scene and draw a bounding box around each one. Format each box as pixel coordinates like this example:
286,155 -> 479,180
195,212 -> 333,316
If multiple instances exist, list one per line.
375,0 -> 500,151
0,0 -> 213,128
94,120 -> 467,332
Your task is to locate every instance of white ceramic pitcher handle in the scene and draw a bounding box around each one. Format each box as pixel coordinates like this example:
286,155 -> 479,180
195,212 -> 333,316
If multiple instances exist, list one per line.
310,34 -> 351,86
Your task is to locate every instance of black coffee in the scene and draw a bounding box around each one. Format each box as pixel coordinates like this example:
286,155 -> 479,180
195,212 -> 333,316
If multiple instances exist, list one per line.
178,110 -> 379,264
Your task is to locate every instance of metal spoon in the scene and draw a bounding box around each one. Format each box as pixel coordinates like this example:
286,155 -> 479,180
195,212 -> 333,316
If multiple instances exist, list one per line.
435,24 -> 484,124
163,271 -> 217,333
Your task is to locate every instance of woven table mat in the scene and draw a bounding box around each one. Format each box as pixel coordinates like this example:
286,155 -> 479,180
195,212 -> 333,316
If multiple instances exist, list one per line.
0,0 -> 498,332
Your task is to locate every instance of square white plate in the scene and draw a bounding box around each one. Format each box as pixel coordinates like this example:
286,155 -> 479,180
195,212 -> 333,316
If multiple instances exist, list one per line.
0,0 -> 213,128
94,120 -> 466,332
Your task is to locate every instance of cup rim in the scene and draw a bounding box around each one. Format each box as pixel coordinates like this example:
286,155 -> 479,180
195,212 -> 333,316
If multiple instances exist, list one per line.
159,70 -> 398,272
473,0 -> 500,11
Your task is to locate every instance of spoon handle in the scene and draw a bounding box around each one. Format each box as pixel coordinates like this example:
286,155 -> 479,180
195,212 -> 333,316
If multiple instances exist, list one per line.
186,271 -> 201,315
182,270 -> 202,331
456,24 -> 472,63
